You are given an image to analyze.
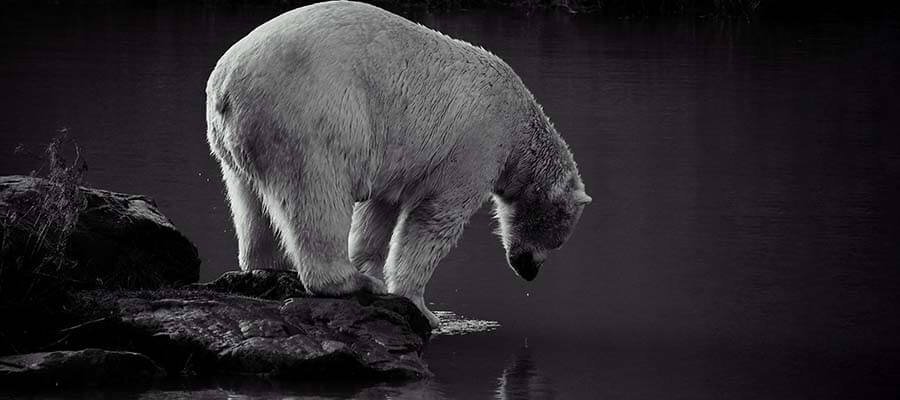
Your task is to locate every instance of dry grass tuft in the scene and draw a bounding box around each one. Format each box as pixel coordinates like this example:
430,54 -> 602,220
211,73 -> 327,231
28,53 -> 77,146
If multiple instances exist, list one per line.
0,131 -> 90,354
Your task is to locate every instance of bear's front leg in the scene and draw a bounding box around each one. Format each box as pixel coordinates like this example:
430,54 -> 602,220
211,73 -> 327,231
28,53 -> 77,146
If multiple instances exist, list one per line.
385,193 -> 483,328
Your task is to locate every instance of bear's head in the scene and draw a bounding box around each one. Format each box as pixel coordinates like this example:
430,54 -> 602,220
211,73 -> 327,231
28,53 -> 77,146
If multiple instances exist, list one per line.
493,170 -> 591,281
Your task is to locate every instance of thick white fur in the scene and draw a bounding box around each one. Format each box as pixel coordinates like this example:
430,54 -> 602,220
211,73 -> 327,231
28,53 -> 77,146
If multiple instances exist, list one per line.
206,1 -> 586,327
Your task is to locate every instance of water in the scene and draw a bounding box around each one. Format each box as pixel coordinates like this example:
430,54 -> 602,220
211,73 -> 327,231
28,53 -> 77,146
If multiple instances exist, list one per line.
2,3 -> 899,398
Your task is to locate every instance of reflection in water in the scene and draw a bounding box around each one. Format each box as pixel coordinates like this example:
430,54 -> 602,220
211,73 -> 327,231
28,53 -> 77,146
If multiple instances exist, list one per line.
355,379 -> 448,400
131,376 -> 450,400
10,339 -> 552,400
496,343 -> 556,400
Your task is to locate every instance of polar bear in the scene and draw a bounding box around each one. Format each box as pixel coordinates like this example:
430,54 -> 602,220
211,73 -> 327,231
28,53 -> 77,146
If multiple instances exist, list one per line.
206,0 -> 590,328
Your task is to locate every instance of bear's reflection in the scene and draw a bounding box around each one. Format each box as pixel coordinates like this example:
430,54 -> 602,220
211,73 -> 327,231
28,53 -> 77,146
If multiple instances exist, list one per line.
353,341 -> 557,400
495,343 -> 557,400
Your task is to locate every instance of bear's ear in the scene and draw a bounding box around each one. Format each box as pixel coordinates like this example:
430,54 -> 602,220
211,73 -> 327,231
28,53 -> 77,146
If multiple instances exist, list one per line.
574,190 -> 592,205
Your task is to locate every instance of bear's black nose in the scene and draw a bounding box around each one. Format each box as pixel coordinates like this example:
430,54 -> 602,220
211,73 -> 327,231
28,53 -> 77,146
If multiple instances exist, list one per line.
509,251 -> 543,281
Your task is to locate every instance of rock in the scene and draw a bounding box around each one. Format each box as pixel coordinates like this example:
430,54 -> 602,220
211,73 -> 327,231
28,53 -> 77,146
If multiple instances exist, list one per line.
52,271 -> 433,379
192,269 -> 309,300
0,349 -> 164,388
0,175 -> 200,289
1,174 -> 432,382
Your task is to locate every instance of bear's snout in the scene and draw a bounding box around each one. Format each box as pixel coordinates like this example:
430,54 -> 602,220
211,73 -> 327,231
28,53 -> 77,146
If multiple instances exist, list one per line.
508,250 -> 545,281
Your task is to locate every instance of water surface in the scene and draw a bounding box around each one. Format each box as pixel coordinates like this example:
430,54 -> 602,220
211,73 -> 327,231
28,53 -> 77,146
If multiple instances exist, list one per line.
2,3 -> 899,398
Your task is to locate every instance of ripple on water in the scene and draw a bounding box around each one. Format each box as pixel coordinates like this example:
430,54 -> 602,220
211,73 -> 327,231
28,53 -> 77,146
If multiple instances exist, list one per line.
432,311 -> 501,336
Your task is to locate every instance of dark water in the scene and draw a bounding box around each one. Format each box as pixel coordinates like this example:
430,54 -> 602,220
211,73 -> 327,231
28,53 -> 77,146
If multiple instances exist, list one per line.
2,3 -> 900,398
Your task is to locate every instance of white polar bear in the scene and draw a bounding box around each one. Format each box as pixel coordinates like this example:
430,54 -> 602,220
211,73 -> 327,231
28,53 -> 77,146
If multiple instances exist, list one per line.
206,0 -> 591,328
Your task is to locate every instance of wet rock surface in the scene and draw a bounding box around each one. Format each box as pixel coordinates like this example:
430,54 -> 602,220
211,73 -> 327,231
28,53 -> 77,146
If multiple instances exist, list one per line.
0,349 -> 164,388
192,268 -> 309,300
0,278 -> 433,390
37,271 -> 432,383
72,296 -> 425,381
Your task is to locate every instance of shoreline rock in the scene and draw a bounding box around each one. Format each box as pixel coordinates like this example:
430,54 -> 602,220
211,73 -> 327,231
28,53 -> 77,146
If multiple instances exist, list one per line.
62,278 -> 432,380
0,176 -> 433,389
0,349 -> 165,388
1,275 -> 433,390
0,175 -> 200,289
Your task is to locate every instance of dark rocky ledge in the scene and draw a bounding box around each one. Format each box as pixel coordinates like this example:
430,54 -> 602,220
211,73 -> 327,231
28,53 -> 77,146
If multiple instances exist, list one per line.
48,273 -> 432,381
0,349 -> 165,388
0,175 -> 200,288
0,176 -> 432,390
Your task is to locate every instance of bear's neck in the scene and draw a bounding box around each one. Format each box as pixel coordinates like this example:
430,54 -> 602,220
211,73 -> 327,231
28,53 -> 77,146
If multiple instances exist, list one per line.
494,112 -> 574,200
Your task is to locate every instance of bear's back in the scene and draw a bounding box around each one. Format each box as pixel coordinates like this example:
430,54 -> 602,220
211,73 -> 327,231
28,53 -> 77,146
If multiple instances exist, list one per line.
208,0 -> 524,114
206,1 -> 538,197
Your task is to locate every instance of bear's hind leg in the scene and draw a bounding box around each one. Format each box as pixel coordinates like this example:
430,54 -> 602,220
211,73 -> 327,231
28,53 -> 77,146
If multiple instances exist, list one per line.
222,165 -> 291,271
349,199 -> 401,278
385,193 -> 483,328
259,165 -> 386,296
